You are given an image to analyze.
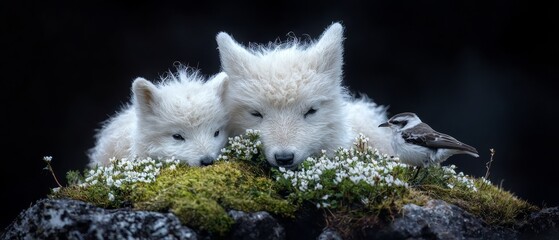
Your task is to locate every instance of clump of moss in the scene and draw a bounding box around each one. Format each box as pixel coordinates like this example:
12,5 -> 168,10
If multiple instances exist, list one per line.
417,176 -> 538,225
51,182 -> 128,209
51,161 -> 294,236
270,136 -> 537,237
131,161 -> 295,235
321,165 -> 537,237
51,156 -> 179,209
273,134 -> 410,212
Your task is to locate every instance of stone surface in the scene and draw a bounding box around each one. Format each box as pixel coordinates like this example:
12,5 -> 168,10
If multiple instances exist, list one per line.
364,200 -> 517,240
317,228 -> 343,240
517,206 -> 559,240
227,210 -> 285,240
3,198 -> 559,240
1,198 -> 197,240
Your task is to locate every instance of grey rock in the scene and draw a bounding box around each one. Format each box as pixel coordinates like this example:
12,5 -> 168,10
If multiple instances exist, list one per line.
3,197 -> 556,240
1,198 -> 197,240
372,200 -> 517,240
227,210 -> 285,240
517,206 -> 559,240
317,228 -> 342,240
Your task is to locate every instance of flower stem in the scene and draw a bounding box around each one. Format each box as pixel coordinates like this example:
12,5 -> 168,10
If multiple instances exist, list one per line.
484,148 -> 495,179
47,163 -> 63,188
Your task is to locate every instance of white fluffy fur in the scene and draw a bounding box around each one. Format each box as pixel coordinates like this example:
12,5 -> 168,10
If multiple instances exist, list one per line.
88,66 -> 229,167
216,22 -> 394,168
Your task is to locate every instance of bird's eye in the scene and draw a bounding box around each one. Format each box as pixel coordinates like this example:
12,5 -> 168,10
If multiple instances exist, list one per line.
304,108 -> 317,118
214,130 -> 220,137
391,120 -> 400,125
250,111 -> 263,118
172,134 -> 185,141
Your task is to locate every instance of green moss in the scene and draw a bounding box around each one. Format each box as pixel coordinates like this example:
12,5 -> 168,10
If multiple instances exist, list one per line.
324,166 -> 538,236
50,184 -> 125,209
52,161 -> 295,236
131,161 -> 295,235
417,178 -> 538,225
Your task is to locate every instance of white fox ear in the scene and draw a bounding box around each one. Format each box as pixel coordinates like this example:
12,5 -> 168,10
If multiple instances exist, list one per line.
216,32 -> 255,78
207,72 -> 229,100
308,22 -> 344,74
132,77 -> 160,115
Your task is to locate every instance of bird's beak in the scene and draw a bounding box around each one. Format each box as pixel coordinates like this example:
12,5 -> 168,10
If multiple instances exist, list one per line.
378,122 -> 390,128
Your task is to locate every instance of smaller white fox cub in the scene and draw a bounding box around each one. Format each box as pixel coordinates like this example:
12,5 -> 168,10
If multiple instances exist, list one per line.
88,65 -> 229,167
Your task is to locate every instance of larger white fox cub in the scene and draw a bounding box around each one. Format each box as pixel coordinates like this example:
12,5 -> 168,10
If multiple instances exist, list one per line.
88,66 -> 229,167
216,22 -> 394,168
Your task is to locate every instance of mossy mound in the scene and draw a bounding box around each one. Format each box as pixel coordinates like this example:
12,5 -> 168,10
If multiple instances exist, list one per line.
48,131 -> 538,237
132,161 -> 295,235
321,166 -> 537,236
417,178 -> 538,225
51,161 -> 295,236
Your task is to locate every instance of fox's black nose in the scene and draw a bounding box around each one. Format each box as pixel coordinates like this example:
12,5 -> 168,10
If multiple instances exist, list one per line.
200,157 -> 214,166
275,152 -> 294,166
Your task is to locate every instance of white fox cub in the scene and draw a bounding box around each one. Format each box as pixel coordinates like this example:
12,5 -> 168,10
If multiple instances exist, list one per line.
216,22 -> 394,169
87,66 -> 229,168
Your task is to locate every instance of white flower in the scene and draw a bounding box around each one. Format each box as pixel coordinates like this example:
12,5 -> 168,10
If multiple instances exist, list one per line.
108,192 -> 115,201
361,198 -> 369,205
270,133 -> 420,209
43,156 -> 52,162
106,177 -> 114,187
321,202 -> 331,208
114,179 -> 122,188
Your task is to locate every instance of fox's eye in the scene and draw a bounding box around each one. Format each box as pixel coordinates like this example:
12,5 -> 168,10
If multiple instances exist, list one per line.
304,108 -> 317,118
172,134 -> 185,141
214,130 -> 220,137
250,111 -> 263,118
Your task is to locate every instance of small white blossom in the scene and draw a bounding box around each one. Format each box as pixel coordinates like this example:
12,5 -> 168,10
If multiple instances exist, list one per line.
82,155 -> 180,203
273,134 -> 410,209
361,198 -> 369,205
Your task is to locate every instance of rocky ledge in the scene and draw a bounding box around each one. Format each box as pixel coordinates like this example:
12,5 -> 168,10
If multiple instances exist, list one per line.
2,198 -> 557,240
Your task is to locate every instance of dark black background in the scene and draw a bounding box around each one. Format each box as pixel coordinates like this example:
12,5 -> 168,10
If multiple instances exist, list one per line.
2,0 -> 558,231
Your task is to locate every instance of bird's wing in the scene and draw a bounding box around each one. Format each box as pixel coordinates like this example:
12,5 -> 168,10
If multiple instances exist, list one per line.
402,123 -> 479,155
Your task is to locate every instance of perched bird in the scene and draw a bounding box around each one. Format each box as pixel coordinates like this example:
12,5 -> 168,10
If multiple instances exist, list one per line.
378,112 -> 479,167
